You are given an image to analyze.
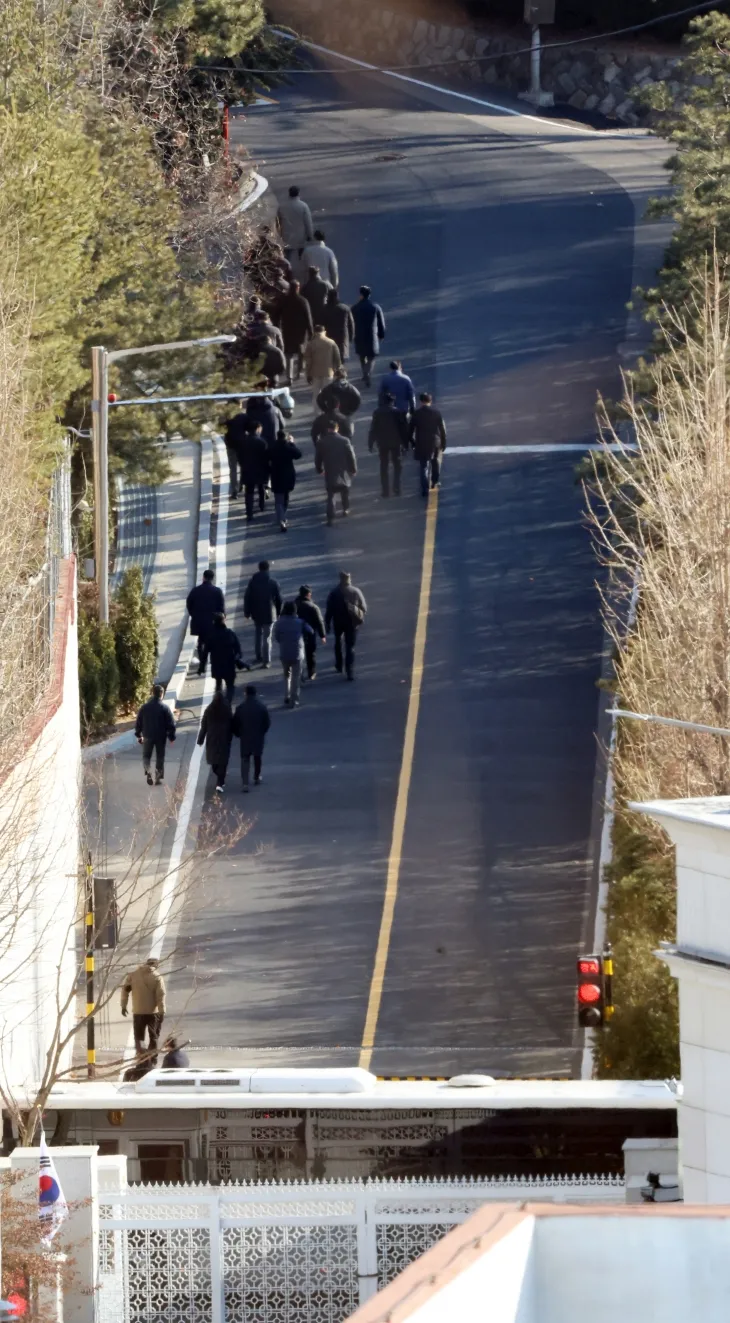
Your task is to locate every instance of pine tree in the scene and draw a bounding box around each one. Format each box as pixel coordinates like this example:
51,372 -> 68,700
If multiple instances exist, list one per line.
641,14 -> 730,333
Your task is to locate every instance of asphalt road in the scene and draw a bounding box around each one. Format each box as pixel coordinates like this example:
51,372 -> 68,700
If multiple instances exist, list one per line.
168,63 -> 643,1077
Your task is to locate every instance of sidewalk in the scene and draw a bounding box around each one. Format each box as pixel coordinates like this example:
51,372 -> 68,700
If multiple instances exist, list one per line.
154,436 -> 200,685
80,435 -> 209,1071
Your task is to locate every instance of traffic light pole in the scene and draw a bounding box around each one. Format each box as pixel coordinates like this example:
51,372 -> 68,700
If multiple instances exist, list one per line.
90,334 -> 237,623
85,853 -> 96,1079
91,346 -> 110,625
603,944 -> 614,1020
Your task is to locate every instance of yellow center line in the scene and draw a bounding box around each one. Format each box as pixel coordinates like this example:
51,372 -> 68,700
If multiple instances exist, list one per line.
359,490 -> 440,1071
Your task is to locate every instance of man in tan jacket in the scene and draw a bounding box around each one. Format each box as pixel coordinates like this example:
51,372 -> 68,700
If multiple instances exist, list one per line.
304,325 -> 341,408
121,957 -> 167,1058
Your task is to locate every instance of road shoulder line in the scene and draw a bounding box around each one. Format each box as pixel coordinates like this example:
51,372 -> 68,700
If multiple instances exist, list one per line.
359,491 -> 440,1071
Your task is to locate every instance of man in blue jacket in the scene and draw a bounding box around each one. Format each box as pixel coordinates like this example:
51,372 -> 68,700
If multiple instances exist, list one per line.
273,602 -> 315,708
351,285 -> 386,386
379,360 -> 416,415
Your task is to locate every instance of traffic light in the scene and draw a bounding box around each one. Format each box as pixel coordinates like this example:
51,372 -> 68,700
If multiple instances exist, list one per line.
576,947 -> 614,1027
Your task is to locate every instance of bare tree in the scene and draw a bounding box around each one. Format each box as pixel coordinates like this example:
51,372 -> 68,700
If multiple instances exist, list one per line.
0,765 -> 251,1144
1,1169 -> 78,1323
588,256 -> 730,810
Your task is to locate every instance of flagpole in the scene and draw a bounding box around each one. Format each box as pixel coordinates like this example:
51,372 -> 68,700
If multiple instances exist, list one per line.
85,854 -> 95,1079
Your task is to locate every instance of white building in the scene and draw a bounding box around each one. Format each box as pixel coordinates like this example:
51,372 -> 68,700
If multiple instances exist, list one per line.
636,795 -> 730,1203
0,548 -> 79,1095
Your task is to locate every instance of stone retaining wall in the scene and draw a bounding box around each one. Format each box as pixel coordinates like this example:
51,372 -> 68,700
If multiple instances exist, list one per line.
270,0 -> 681,125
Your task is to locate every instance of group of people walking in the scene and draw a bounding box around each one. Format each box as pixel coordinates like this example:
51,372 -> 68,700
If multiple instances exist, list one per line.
221,183 -> 448,533
137,562 -> 368,793
135,182 -> 448,795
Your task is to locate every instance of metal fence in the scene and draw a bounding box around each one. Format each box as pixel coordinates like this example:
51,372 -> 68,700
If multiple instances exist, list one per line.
0,445 -> 72,727
98,1173 -> 624,1323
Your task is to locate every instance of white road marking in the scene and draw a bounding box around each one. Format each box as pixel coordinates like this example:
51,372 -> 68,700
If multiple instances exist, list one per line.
124,437 -> 229,1059
149,435 -> 229,960
446,443 -> 636,454
272,30 -> 622,138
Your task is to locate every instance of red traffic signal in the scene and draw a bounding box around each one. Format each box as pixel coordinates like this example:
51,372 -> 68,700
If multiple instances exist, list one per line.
577,953 -> 604,1027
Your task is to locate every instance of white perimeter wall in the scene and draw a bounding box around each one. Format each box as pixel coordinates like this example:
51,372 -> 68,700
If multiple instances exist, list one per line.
0,558 -> 79,1091
534,1215 -> 730,1323
636,799 -> 730,1203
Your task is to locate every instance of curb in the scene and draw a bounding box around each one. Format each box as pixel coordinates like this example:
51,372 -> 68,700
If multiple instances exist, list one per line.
162,432 -> 214,715
236,171 -> 269,214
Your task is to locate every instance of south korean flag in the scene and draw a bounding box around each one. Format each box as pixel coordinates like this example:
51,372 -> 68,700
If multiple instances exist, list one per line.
38,1132 -> 68,1244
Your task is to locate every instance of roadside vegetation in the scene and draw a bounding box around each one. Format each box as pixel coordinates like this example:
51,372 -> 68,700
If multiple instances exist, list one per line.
0,0 -> 291,757
588,13 -> 730,1078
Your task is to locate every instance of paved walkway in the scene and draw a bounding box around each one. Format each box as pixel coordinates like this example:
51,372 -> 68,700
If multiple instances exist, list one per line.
80,434 -> 204,1070
153,437 -> 199,685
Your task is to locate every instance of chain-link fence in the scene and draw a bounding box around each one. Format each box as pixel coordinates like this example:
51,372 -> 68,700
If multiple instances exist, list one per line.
0,441 -> 73,764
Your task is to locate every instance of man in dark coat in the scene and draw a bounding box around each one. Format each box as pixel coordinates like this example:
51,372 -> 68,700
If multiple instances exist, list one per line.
276,279 -> 313,383
351,285 -> 386,386
269,434 -> 302,532
162,1037 -> 190,1068
227,418 -> 269,521
196,689 -> 233,793
323,288 -> 355,361
186,569 -> 224,676
325,571 -> 367,681
135,683 -> 176,785
258,335 -> 287,386
208,612 -> 249,702
302,265 -> 332,326
295,585 -> 327,681
232,685 -> 272,791
243,560 -> 283,667
315,421 -> 358,525
311,400 -> 354,452
410,391 -> 448,497
368,392 -> 408,498
316,367 -> 361,418
250,310 -> 284,353
245,393 -> 286,452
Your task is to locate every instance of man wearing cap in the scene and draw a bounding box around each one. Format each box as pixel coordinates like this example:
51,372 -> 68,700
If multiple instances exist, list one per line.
325,570 -> 367,680
121,958 -> 167,1059
295,586 -> 327,681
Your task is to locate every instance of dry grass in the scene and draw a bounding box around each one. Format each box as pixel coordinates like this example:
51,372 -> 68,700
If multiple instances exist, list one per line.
589,258 -> 730,810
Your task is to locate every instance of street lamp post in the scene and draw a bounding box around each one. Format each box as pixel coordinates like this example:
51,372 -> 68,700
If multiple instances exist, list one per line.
90,335 -> 236,623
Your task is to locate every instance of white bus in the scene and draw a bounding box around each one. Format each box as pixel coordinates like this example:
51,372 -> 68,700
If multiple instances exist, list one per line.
33,1068 -> 679,1184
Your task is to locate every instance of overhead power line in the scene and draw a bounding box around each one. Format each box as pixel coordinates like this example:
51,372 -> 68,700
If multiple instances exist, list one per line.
202,2 -> 726,76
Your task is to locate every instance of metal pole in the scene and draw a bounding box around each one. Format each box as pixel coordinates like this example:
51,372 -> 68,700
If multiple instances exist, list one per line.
519,23 -> 553,108
610,708 -> 730,740
91,346 -> 110,624
85,854 -> 96,1079
530,24 -> 541,98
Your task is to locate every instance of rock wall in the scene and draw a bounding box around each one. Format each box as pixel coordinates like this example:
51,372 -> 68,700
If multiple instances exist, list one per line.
270,0 -> 681,125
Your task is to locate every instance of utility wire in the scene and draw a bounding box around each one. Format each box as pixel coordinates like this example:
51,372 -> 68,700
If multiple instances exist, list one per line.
201,1 -> 726,76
